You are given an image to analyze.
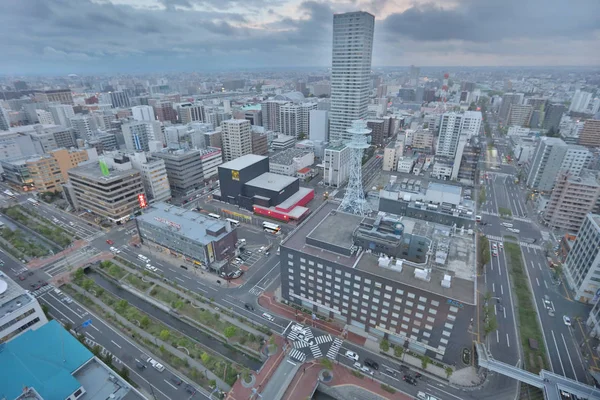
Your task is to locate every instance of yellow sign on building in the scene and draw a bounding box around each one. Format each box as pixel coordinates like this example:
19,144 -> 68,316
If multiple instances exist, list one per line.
232,170 -> 240,181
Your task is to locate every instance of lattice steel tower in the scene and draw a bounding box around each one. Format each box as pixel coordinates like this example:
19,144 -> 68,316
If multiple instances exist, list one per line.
338,120 -> 372,216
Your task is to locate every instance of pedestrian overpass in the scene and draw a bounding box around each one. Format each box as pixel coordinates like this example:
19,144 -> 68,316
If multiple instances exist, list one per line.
475,343 -> 600,400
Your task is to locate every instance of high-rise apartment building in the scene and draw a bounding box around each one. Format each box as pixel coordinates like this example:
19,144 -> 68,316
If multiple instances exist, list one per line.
564,213 -> 600,303
578,119 -> 600,148
65,161 -> 145,224
35,109 -> 54,125
153,148 -> 209,199
299,103 -> 317,137
542,104 -> 566,131
69,115 -> 95,140
279,103 -> 300,137
261,100 -> 287,132
153,101 -> 178,123
128,152 -> 172,203
110,91 -> 130,108
0,107 -> 11,130
131,105 -> 155,122
176,103 -> 205,124
569,90 -> 593,113
507,104 -> 533,127
436,112 -> 482,158
499,93 -> 524,122
251,130 -> 269,156
309,110 -> 329,142
34,89 -> 73,105
329,11 -> 375,142
48,104 -> 75,127
221,119 -> 252,162
122,121 -> 160,152
526,137 -> 591,192
543,171 -> 600,233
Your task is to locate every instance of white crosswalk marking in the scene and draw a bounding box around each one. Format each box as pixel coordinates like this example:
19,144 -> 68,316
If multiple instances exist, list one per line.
292,340 -> 311,349
303,330 -> 314,341
520,242 -> 542,250
249,286 -> 264,296
289,349 -> 306,362
485,235 -> 504,242
327,338 -> 343,360
314,335 -> 332,345
310,343 -> 322,358
42,247 -> 100,277
32,285 -> 54,297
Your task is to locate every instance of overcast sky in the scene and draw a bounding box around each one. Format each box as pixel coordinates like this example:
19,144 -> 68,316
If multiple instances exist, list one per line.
2,0 -> 599,75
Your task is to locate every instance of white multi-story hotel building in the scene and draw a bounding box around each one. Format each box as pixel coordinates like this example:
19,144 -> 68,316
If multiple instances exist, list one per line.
564,214 -> 600,303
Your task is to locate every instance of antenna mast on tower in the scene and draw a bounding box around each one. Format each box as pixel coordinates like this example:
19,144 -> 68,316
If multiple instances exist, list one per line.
338,120 -> 372,216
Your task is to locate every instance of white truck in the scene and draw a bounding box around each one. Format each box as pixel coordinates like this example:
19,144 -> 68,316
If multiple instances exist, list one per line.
417,392 -> 439,400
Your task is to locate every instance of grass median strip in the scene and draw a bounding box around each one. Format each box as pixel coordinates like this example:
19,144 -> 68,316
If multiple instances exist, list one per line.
2,205 -> 74,247
504,242 -> 548,373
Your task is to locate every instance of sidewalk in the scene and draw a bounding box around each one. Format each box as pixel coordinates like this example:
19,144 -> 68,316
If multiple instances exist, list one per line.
282,361 -> 412,400
69,283 -> 231,391
225,335 -> 287,400
258,291 -> 366,346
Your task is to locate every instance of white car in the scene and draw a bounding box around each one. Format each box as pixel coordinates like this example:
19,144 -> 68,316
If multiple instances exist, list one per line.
492,243 -> 498,250
344,350 -> 359,361
563,315 -> 571,326
359,365 -> 373,375
353,362 -> 362,370
109,246 -> 121,254
261,313 -> 275,322
291,324 -> 305,333
147,358 -> 165,372
145,264 -> 158,272
63,297 -> 73,304
417,392 -> 439,400
507,228 -> 520,233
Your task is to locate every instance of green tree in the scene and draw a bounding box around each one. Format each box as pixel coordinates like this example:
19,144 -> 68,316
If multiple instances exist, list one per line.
120,366 -> 130,381
394,345 -> 404,359
298,133 -> 306,140
73,268 -> 84,280
208,379 -> 217,388
478,187 -> 486,207
159,329 -> 171,341
320,358 -> 333,370
546,126 -> 560,137
115,299 -> 128,314
201,352 -> 212,365
380,339 -> 390,352
445,366 -> 454,379
92,345 -> 101,356
140,315 -> 151,329
468,102 -> 477,111
223,326 -> 237,339
484,315 -> 498,337
421,356 -> 431,370
81,279 -> 94,291
103,352 -> 113,367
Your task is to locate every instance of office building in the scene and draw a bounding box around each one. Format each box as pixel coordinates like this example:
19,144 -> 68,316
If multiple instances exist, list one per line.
323,141 -> 351,187
543,104 -> 566,131
279,103 -> 300,137
543,171 -> 600,233
215,154 -> 313,221
564,213 -> 600,303
176,103 -> 204,124
280,202 -> 475,363
569,90 -> 593,113
526,137 -> 592,192
26,148 -> 90,192
499,93 -> 524,122
221,119 -> 252,162
131,105 -> 155,122
412,130 -> 435,153
48,104 -> 75,127
35,109 -> 54,125
16,124 -> 77,153
269,148 -> 315,176
383,138 -> 405,171
299,103 -> 317,137
0,271 -> 47,344
66,161 -> 145,224
0,158 -> 34,189
121,120 -> 160,152
329,11 -> 375,142
367,119 -> 387,146
578,119 -> 600,148
309,110 -> 329,142
507,104 -> 533,127
153,147 -> 220,199
136,202 -> 237,269
109,91 -> 130,108
69,115 -> 95,140
128,152 -> 172,203
251,129 -> 268,156
153,100 -> 178,123
34,89 -> 74,105
436,112 -> 482,158
0,320 -> 144,400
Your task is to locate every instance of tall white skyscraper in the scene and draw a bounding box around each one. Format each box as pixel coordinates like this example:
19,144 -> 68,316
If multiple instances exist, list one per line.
435,111 -> 482,158
0,107 -> 10,130
329,11 -> 375,142
221,119 -> 252,162
569,90 -> 592,113
131,105 -> 155,122
122,121 -> 160,152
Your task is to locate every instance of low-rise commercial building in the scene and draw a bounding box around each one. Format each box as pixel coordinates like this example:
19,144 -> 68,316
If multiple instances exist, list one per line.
26,148 -> 90,192
269,148 -> 315,176
272,135 -> 296,151
65,161 -> 145,224
432,161 -> 453,180
397,157 -> 416,173
0,271 -> 48,344
136,202 -> 237,269
383,138 -> 404,171
280,202 -> 475,363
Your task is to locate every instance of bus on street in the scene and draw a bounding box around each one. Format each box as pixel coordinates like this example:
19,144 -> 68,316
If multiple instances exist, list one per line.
27,198 -> 39,206
263,222 -> 281,235
226,218 -> 240,227
207,213 -> 221,220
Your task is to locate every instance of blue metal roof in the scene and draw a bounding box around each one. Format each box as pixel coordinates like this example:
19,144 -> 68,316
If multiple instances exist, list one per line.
0,320 -> 93,400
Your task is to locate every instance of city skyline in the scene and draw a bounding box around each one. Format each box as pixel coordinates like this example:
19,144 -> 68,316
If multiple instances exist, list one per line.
1,0 -> 600,75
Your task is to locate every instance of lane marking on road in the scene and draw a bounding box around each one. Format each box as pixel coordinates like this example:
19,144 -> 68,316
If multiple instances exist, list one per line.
196,287 -> 207,293
164,379 -> 179,390
530,260 -> 535,269
175,277 -> 185,283
561,333 -> 578,381
43,301 -> 75,324
536,277 -> 540,287
503,307 -> 506,319
544,280 -> 548,290
90,324 -> 101,332
551,330 -> 566,376
494,305 -> 497,316
111,340 -> 122,349
492,283 -> 495,293
496,330 -> 499,343
501,284 -> 504,295
426,384 -> 464,400
506,333 -> 510,347
85,332 -> 95,340
539,263 -> 542,271
287,360 -> 297,366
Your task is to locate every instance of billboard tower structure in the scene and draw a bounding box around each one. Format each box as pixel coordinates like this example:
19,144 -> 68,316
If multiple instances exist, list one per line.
338,120 -> 372,216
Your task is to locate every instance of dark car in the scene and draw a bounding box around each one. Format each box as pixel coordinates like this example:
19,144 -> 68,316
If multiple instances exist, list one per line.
244,303 -> 255,311
19,275 -> 26,281
135,360 -> 147,370
185,384 -> 196,394
364,358 -> 379,370
403,375 -> 417,385
180,265 -> 188,270
170,376 -> 183,386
